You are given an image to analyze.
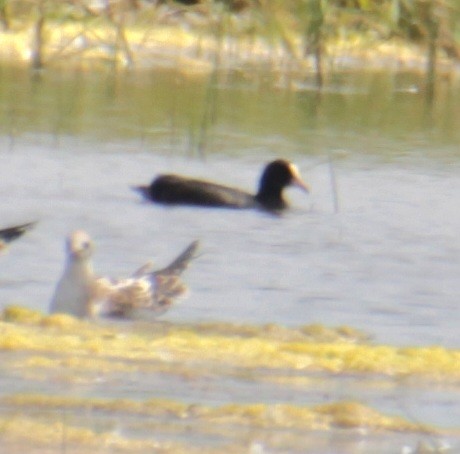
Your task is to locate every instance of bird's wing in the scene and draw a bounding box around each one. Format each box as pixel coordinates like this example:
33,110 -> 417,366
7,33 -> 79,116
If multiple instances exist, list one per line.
91,241 -> 199,320
147,240 -> 199,314
153,240 -> 199,276
0,221 -> 37,250
91,276 -> 153,318
132,261 -> 155,277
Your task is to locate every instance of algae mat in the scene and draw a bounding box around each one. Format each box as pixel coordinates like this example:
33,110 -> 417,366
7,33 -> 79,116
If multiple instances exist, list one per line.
0,306 -> 459,453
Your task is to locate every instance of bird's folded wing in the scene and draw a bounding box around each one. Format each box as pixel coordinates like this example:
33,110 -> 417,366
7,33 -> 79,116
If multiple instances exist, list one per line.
153,274 -> 188,308
92,276 -> 154,317
92,273 -> 189,319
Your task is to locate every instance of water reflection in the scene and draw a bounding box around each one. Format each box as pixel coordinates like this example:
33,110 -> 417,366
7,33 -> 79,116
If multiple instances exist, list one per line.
1,65 -> 460,155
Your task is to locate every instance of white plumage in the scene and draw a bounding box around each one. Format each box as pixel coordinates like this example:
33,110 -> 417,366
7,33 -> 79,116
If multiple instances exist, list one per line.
50,230 -> 199,319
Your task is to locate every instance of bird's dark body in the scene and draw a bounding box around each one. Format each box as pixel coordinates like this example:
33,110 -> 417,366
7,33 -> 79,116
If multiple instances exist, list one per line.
134,160 -> 308,211
146,175 -> 257,209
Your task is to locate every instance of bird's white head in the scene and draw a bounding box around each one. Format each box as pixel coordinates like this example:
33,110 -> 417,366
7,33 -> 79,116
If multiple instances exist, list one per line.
66,230 -> 94,261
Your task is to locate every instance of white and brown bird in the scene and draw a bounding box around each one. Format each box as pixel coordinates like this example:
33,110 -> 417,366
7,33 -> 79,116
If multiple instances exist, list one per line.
50,230 -> 199,320
0,222 -> 36,253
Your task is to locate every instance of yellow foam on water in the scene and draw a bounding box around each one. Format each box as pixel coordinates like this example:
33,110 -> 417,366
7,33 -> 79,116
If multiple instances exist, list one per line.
1,306 -> 460,380
1,306 -> 456,452
313,401 -> 422,431
1,394 -> 427,434
0,414 -> 170,454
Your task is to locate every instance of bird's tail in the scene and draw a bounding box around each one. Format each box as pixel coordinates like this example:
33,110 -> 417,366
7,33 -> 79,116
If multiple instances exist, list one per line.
131,185 -> 151,200
150,240 -> 200,313
0,222 -> 37,244
155,240 -> 200,276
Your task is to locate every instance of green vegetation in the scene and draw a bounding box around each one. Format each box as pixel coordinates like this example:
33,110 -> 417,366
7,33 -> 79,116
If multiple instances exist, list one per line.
0,1 -> 459,79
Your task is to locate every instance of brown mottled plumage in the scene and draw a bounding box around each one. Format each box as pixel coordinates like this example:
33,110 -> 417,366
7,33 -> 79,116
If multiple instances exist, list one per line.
50,230 -> 199,320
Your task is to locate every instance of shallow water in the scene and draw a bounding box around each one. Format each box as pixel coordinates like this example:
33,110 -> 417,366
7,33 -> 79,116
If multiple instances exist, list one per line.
0,141 -> 459,348
0,64 -> 459,451
0,315 -> 459,453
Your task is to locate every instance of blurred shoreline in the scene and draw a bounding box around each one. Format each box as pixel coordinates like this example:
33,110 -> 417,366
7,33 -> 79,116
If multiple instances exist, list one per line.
1,19 -> 457,76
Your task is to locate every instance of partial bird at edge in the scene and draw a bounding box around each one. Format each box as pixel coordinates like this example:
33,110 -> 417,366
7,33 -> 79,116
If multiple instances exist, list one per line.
0,221 -> 37,252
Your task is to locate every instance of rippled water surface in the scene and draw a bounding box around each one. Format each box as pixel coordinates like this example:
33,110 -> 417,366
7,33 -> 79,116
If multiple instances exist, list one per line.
0,64 -> 459,452
1,141 -> 459,348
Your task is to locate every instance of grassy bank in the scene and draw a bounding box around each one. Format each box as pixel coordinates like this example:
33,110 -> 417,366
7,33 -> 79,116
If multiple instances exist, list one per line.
0,0 -> 458,77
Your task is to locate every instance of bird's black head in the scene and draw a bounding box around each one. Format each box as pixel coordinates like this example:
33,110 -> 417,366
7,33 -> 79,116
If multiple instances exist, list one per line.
256,159 -> 309,210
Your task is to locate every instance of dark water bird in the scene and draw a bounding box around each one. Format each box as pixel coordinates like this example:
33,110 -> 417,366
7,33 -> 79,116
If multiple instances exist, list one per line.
50,230 -> 199,320
0,222 -> 37,252
133,159 -> 310,211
